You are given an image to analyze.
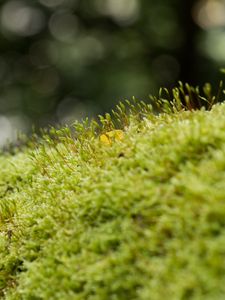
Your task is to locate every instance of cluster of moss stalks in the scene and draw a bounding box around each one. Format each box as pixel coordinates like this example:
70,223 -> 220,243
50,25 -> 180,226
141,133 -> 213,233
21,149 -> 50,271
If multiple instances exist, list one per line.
0,82 -> 225,299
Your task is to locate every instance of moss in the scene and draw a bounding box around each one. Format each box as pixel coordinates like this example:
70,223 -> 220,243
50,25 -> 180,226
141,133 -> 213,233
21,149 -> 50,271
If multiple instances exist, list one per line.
0,91 -> 225,299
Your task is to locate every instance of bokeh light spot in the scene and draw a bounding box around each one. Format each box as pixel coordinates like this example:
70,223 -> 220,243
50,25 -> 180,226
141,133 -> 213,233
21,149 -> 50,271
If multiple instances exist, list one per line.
39,0 -> 65,8
193,0 -> 225,29
95,0 -> 139,26
1,1 -> 45,37
49,10 -> 78,42
200,30 -> 225,61
48,35 -> 105,71
0,115 -> 13,146
39,0 -> 77,9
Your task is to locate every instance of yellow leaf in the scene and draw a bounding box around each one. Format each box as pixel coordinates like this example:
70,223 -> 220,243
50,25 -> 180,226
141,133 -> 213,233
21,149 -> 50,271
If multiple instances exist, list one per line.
113,130 -> 124,141
100,133 -> 111,145
100,130 -> 124,145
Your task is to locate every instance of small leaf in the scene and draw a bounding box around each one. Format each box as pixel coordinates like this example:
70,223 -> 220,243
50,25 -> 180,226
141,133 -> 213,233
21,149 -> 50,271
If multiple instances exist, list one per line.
100,130 -> 124,145
100,134 -> 111,145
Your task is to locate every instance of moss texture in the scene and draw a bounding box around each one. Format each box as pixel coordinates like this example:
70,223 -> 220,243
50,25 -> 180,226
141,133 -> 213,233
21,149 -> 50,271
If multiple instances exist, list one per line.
0,97 -> 225,299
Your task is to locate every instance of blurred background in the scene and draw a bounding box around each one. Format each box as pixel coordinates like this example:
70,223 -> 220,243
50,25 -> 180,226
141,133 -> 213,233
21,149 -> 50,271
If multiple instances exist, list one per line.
0,0 -> 225,146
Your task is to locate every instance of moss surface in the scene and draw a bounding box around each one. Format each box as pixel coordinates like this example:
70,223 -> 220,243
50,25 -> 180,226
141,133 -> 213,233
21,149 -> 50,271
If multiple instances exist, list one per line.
0,101 -> 225,299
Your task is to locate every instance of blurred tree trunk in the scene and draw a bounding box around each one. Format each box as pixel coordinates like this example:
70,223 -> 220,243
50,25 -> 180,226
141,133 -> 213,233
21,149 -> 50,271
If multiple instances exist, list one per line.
179,0 -> 199,85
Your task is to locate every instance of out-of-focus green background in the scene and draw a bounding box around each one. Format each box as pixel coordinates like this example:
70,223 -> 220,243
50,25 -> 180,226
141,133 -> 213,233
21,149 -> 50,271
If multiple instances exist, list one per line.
0,0 -> 224,145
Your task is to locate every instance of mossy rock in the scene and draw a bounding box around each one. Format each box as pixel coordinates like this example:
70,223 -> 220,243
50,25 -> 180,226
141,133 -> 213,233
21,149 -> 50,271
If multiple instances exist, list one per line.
0,97 -> 225,299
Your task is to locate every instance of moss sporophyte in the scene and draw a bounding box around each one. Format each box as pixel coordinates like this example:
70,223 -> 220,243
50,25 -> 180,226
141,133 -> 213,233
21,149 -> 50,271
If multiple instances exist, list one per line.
0,81 -> 225,299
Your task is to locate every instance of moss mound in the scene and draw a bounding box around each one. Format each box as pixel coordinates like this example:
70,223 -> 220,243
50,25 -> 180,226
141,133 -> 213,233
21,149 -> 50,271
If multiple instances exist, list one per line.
0,99 -> 225,299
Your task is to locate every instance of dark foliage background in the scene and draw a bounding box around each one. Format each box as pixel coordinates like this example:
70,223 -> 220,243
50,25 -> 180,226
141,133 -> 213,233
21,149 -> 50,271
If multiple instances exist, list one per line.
0,0 -> 224,145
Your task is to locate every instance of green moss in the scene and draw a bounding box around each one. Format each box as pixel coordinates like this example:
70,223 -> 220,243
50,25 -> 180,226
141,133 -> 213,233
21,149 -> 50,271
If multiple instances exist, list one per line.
0,94 -> 225,299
